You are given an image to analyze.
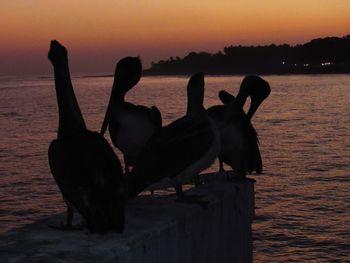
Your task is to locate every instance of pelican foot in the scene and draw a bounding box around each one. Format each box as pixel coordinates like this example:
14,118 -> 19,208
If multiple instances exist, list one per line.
49,222 -> 85,231
124,167 -> 131,176
176,194 -> 209,209
228,173 -> 246,182
193,176 -> 203,186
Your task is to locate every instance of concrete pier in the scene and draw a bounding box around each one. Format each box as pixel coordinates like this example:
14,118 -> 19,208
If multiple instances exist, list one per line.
0,177 -> 255,263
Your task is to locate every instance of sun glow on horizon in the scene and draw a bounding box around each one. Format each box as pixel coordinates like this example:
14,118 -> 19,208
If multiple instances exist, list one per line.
1,0 -> 349,75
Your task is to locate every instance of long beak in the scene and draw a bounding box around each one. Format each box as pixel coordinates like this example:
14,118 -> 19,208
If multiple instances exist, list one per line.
218,90 -> 235,105
246,98 -> 262,120
223,91 -> 246,122
100,102 -> 111,135
101,77 -> 119,135
227,90 -> 246,111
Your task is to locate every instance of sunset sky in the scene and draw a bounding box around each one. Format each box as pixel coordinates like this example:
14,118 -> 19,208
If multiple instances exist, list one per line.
1,0 -> 349,75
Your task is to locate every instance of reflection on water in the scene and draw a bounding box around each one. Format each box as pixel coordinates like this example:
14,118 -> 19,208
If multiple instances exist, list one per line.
0,75 -> 349,261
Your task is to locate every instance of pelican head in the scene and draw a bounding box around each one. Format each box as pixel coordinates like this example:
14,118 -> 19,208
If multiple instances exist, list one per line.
240,75 -> 271,119
100,57 -> 142,135
114,57 -> 142,93
186,72 -> 205,116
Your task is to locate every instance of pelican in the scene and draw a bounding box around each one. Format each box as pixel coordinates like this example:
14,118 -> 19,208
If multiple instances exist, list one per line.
207,75 -> 270,177
100,57 -> 162,174
128,73 -> 220,204
48,40 -> 126,233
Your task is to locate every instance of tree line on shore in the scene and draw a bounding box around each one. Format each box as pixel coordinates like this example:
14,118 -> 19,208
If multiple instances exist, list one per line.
144,35 -> 350,75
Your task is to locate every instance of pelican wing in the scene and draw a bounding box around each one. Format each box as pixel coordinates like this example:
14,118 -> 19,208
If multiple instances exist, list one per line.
48,130 -> 125,233
129,114 -> 214,197
150,106 -> 162,128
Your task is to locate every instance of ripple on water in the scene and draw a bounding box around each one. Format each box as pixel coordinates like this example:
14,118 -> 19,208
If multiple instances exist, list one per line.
1,75 -> 350,261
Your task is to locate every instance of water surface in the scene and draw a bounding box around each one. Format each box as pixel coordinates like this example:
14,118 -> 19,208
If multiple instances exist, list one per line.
0,75 -> 349,262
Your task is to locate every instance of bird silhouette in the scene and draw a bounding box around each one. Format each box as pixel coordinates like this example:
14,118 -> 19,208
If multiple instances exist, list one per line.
48,40 -> 127,233
207,75 -> 270,177
129,73 -> 220,205
100,57 -> 162,175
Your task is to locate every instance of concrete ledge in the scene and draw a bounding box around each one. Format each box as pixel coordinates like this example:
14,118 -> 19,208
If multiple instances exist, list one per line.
0,178 -> 255,263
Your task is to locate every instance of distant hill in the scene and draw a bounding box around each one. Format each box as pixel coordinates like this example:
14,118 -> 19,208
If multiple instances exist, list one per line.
144,35 -> 350,75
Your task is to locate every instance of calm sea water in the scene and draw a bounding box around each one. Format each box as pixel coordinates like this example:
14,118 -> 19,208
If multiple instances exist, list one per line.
0,74 -> 349,262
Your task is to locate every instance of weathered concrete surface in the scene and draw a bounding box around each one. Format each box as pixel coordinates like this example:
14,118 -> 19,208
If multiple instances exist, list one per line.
0,177 -> 255,263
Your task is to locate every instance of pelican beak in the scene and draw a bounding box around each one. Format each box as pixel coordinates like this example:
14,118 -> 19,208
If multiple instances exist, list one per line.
218,90 -> 235,105
247,98 -> 262,120
100,103 -> 111,135
244,76 -> 271,120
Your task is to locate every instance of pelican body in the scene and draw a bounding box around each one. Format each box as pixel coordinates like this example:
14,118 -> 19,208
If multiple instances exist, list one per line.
129,73 -> 220,201
207,75 -> 270,177
48,40 -> 126,233
101,57 -> 161,173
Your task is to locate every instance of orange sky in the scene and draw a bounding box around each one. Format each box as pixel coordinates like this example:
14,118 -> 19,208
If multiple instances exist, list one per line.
1,0 -> 349,75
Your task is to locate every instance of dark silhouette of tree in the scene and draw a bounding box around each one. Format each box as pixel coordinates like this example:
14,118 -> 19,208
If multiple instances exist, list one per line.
144,35 -> 350,75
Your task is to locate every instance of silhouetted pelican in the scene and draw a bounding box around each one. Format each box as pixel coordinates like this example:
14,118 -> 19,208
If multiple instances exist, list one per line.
100,57 -> 162,174
128,73 -> 220,204
207,75 -> 270,177
48,40 -> 126,233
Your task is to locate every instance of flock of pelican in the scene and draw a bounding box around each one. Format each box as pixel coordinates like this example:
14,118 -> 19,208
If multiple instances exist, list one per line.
47,40 -> 270,234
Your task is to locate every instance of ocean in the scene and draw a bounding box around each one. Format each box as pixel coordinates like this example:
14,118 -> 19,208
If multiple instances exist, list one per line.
0,74 -> 349,262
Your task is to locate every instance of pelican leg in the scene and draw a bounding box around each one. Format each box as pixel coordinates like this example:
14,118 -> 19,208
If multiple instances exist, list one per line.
219,158 -> 232,180
193,174 -> 203,186
124,155 -> 132,175
219,158 -> 225,173
175,184 -> 209,209
229,169 -> 246,181
175,184 -> 185,199
49,198 -> 84,231
65,199 -> 74,227
124,166 -> 130,176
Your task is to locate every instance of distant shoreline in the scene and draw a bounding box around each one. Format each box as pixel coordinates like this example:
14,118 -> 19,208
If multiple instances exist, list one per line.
81,71 -> 350,79
144,34 -> 350,77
